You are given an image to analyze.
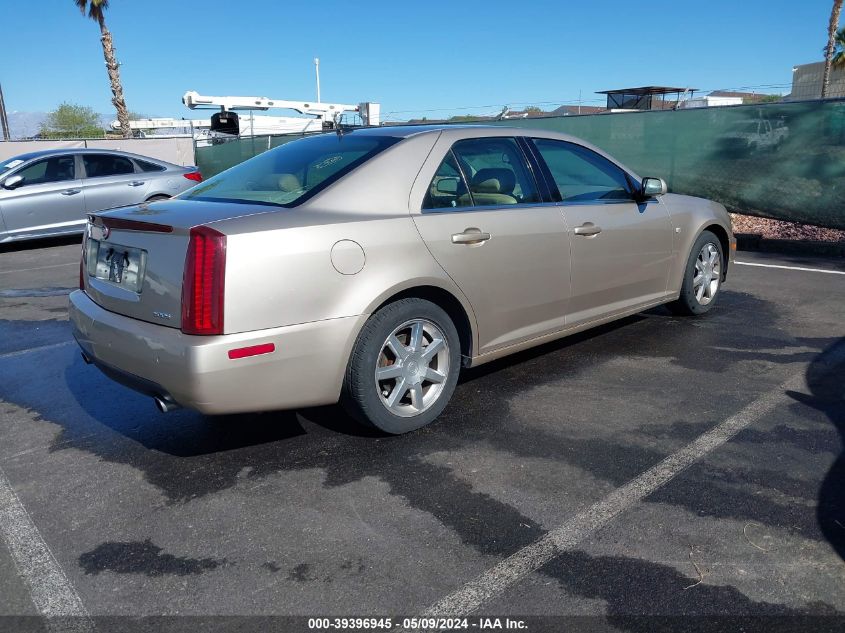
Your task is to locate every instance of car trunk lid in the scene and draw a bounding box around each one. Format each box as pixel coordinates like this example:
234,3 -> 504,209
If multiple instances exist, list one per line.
81,199 -> 270,329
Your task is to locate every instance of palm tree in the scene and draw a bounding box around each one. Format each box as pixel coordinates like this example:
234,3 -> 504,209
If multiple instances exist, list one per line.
75,0 -> 131,137
822,0 -> 844,98
833,27 -> 845,69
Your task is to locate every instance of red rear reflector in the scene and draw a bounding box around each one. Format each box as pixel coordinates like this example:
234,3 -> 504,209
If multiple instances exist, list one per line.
181,226 -> 226,335
184,171 -> 203,182
227,343 -> 275,360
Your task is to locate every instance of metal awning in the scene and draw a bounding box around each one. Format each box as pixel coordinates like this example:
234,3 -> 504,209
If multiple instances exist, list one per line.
596,86 -> 697,95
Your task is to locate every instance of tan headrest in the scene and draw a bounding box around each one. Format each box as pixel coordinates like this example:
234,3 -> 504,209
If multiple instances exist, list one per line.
471,168 -> 516,195
473,178 -> 502,193
278,173 -> 302,192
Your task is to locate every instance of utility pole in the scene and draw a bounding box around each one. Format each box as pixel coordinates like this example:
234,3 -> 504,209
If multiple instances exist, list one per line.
314,57 -> 321,103
0,82 -> 10,141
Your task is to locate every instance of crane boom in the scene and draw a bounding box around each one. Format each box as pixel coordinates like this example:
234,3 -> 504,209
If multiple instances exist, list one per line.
111,118 -> 211,131
182,91 -> 359,119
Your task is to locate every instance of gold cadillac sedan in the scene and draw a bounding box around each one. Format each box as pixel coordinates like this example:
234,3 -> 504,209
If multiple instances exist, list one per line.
70,125 -> 735,434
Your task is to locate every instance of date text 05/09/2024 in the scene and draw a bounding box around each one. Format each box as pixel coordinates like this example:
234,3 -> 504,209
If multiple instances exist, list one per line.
307,617 -> 528,630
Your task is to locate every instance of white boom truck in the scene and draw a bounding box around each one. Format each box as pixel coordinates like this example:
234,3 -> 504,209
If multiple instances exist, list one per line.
112,93 -> 380,138
181,90 -> 380,135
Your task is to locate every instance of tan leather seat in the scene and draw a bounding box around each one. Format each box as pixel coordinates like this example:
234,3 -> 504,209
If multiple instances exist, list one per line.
458,168 -> 518,206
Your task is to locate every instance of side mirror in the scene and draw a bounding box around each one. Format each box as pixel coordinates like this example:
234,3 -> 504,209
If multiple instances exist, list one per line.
2,175 -> 23,190
641,177 -> 667,197
436,177 -> 459,195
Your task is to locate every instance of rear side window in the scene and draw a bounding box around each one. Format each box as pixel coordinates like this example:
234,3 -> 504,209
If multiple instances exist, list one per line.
532,139 -> 632,202
435,137 -> 540,209
83,154 -> 136,178
135,159 -> 166,172
13,156 -> 76,186
183,133 -> 399,207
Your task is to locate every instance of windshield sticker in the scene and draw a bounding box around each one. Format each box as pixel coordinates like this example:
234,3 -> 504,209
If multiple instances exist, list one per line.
314,155 -> 343,170
3,159 -> 24,169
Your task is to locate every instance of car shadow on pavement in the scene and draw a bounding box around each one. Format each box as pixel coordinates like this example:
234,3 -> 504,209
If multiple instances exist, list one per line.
537,550 -> 843,631
0,234 -> 81,253
787,338 -> 845,561
46,289 -> 809,500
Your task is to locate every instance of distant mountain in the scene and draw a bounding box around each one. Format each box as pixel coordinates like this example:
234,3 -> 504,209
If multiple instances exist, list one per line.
7,111 -> 47,139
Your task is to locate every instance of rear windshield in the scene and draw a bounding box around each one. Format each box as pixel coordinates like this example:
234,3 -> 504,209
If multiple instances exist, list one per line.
182,133 -> 399,207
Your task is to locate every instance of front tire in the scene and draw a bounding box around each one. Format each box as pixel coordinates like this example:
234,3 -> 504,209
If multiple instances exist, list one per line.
669,230 -> 725,316
341,298 -> 461,434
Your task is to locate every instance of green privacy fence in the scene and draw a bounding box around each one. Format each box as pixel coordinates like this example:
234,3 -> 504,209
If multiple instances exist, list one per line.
194,100 -> 845,230
495,99 -> 845,230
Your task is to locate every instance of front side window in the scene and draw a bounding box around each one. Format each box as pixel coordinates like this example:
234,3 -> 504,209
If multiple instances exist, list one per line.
83,154 -> 136,178
12,156 -> 76,186
183,133 -> 399,207
532,139 -> 632,202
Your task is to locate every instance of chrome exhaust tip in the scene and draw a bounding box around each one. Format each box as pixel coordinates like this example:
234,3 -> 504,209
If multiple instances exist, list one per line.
154,395 -> 180,413
81,351 -> 93,365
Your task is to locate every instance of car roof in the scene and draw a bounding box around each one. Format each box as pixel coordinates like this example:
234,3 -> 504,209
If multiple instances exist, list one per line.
2,148 -> 174,164
345,124 -> 502,139
344,123 -> 586,144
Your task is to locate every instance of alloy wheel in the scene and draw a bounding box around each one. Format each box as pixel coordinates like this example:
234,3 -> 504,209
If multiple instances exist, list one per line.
374,319 -> 450,417
693,243 -> 721,305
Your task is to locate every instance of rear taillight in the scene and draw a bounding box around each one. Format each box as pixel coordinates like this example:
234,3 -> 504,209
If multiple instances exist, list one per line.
181,226 -> 226,335
183,171 -> 203,182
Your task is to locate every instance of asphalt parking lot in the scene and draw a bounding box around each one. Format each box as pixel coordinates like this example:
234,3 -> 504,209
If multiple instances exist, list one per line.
0,236 -> 844,632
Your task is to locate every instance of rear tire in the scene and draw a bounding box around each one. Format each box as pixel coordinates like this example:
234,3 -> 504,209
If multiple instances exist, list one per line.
668,230 -> 725,316
341,298 -> 461,434
146,194 -> 170,202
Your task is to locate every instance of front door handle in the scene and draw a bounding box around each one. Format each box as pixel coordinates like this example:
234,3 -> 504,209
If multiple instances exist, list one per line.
451,228 -> 491,245
128,181 -> 145,187
573,222 -> 602,236
61,189 -> 81,196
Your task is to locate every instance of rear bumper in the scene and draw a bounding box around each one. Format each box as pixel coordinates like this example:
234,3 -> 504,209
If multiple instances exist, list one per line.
69,290 -> 366,414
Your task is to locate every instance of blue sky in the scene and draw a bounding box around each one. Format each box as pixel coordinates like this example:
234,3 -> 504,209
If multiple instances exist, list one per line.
0,0 -> 835,122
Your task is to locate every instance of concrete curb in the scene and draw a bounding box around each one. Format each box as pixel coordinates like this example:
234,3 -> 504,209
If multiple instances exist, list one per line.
736,233 -> 845,258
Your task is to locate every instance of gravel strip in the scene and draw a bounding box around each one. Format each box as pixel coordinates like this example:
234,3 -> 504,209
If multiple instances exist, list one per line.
730,213 -> 845,242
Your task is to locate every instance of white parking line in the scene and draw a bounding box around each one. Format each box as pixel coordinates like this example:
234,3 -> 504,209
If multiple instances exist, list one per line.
0,341 -> 74,361
0,262 -> 77,275
419,351 -> 835,619
735,261 -> 845,275
0,465 -> 93,632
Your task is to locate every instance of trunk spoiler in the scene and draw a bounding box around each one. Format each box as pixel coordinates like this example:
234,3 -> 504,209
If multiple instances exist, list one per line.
88,214 -> 173,234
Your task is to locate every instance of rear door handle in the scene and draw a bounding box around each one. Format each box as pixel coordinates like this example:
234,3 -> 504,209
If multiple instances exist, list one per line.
573,222 -> 602,236
61,189 -> 81,196
451,228 -> 491,245
128,181 -> 145,187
